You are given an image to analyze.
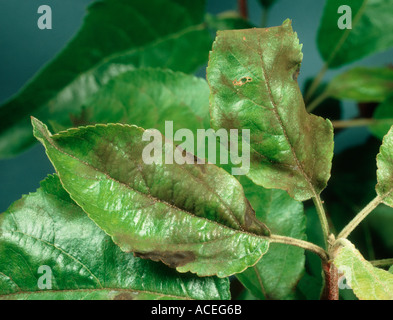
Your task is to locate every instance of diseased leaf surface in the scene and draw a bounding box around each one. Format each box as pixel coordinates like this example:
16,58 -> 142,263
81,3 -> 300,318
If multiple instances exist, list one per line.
376,126 -> 393,206
334,240 -> 393,300
236,177 -> 306,300
0,0 -> 212,158
326,67 -> 393,102
318,0 -> 393,68
32,118 -> 270,278
0,175 -> 230,300
207,20 -> 334,201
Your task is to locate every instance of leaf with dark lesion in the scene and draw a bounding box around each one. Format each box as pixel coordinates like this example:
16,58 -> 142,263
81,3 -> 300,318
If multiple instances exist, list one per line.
31,118 -> 271,278
208,20 -> 334,201
0,175 -> 230,300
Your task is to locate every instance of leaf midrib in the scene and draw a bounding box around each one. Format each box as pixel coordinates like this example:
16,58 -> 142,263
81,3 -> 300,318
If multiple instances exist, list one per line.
255,36 -> 317,196
325,0 -> 369,66
0,287 -> 192,300
40,124 -> 269,242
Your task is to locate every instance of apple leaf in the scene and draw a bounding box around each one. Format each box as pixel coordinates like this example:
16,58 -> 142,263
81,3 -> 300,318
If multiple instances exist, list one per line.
376,125 -> 393,207
74,68 -> 210,136
333,239 -> 393,300
32,118 -> 271,278
326,67 -> 393,102
0,0 -> 212,158
236,176 -> 306,300
207,20 -> 334,201
318,0 -> 393,68
0,175 -> 230,300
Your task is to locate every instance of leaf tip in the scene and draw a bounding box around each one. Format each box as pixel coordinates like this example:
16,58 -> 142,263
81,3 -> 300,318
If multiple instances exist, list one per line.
31,117 -> 51,142
282,18 -> 292,27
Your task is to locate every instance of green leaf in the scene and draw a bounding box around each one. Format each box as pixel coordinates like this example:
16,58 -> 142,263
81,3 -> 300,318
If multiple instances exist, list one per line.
333,239 -> 393,300
0,175 -> 230,300
31,118 -> 270,278
389,266 -> 393,274
318,0 -> 393,68
0,0 -> 212,158
236,288 -> 259,300
370,95 -> 393,140
376,125 -> 393,207
75,68 -> 210,137
207,20 -> 334,201
326,67 -> 393,102
236,176 -> 306,300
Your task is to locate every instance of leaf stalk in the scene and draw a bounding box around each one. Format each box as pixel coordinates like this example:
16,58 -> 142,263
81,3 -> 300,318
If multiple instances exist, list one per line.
370,258 -> 393,268
338,195 -> 382,239
312,196 -> 330,248
269,234 -> 328,262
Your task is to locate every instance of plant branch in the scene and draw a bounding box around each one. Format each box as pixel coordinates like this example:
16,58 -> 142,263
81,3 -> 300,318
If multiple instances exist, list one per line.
312,196 -> 330,248
269,234 -> 328,262
370,258 -> 393,268
304,64 -> 328,103
338,195 -> 382,239
321,261 -> 339,300
331,118 -> 393,129
238,0 -> 248,19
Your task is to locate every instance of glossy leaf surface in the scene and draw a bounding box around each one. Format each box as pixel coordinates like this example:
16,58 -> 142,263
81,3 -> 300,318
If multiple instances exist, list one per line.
207,20 -> 334,201
32,119 -> 270,278
0,175 -> 230,300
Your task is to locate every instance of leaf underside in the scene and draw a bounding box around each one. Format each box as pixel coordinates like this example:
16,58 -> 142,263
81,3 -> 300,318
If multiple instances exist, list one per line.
376,125 -> 393,206
334,240 -> 393,300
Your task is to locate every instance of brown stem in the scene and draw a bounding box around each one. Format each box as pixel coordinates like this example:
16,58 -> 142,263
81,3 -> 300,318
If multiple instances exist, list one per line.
238,0 -> 248,19
322,262 -> 339,300
332,118 -> 393,129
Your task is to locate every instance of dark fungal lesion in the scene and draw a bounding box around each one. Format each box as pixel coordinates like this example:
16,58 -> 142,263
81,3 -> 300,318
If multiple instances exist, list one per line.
134,251 -> 196,268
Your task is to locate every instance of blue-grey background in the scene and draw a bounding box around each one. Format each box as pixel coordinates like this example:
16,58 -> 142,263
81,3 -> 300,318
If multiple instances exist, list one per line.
1,0 -> 393,212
